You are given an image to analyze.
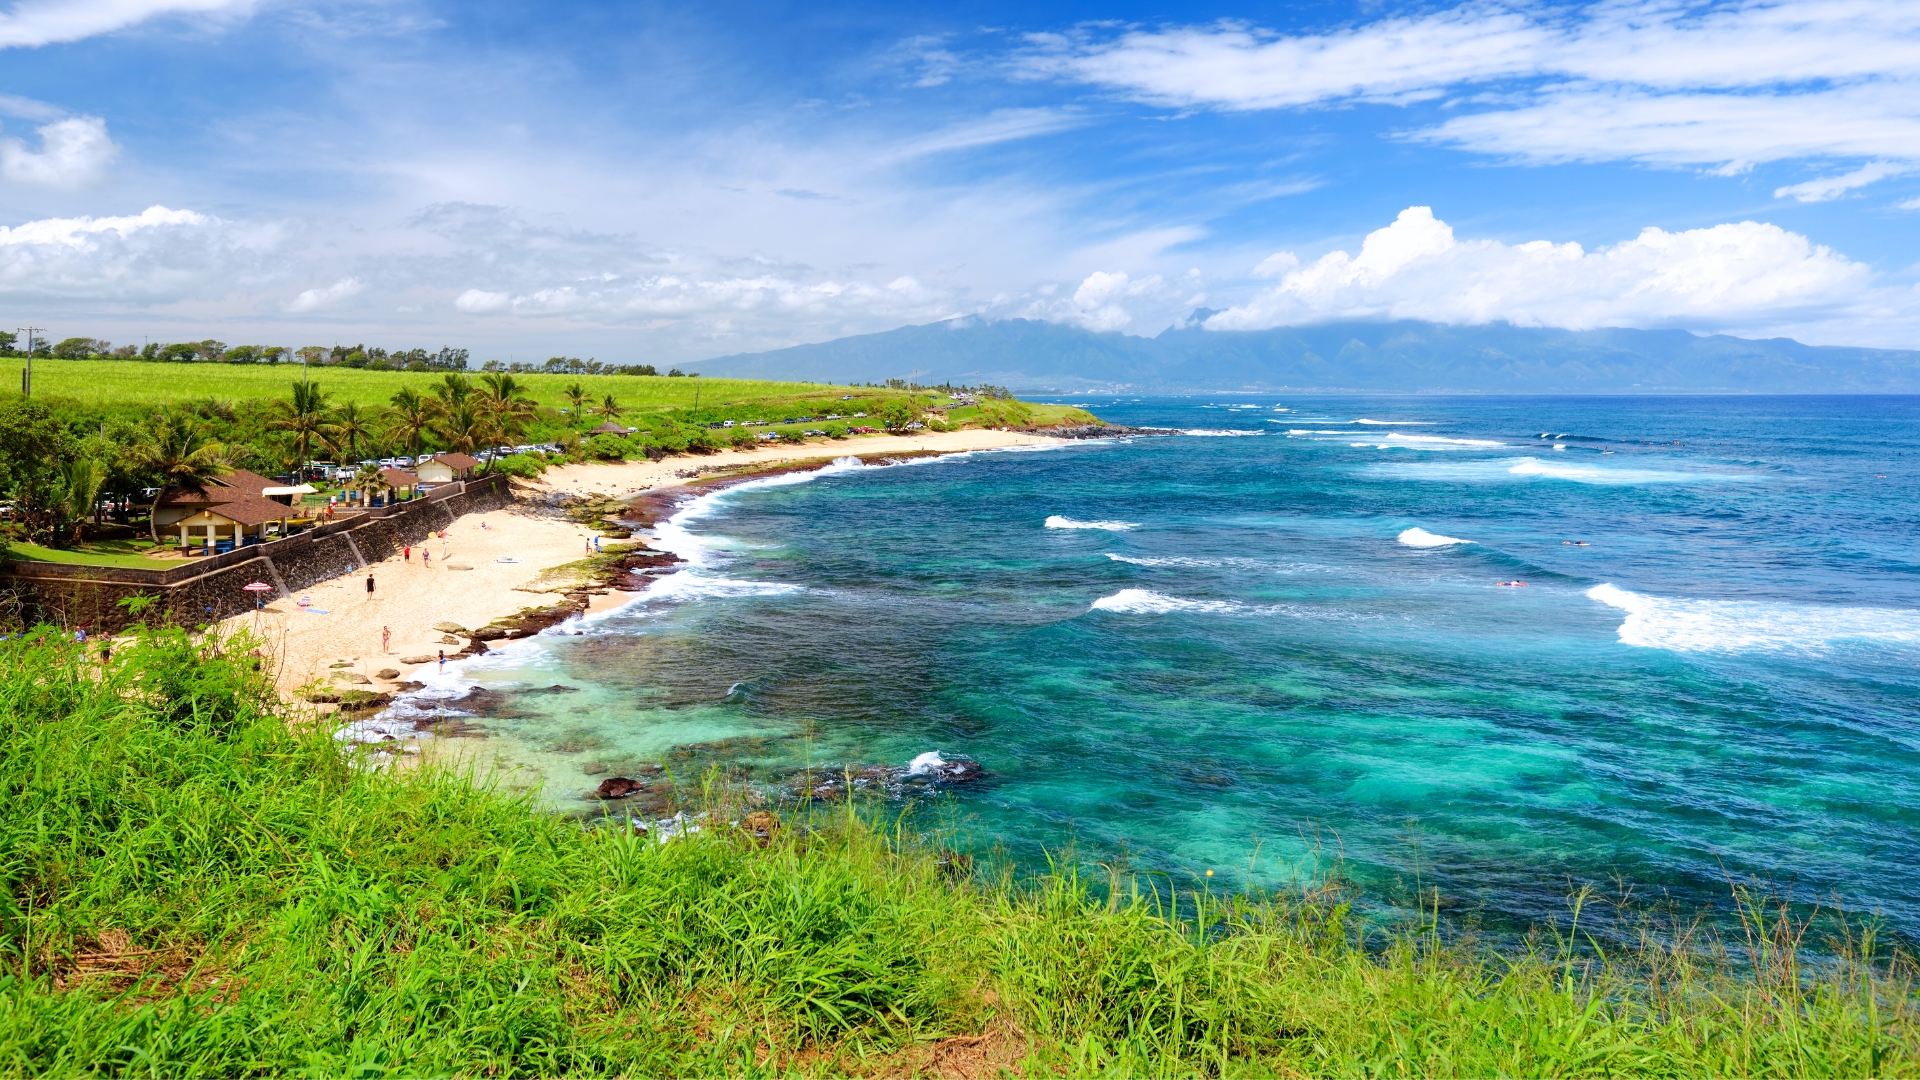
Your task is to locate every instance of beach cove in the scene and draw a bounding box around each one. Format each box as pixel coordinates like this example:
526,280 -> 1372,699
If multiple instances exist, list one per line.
372,394 -> 1920,946
227,426 -> 1067,701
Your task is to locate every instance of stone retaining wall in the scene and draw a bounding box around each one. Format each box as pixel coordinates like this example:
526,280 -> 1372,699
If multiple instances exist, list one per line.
2,474 -> 510,633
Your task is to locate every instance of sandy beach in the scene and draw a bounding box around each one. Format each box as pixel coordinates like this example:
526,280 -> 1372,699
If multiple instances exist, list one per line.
225,507 -> 604,697
226,427 -> 1064,699
530,427 -> 1063,499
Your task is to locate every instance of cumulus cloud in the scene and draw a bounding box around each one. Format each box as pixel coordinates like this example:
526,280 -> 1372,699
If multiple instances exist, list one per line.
284,276 -> 364,313
0,115 -> 117,186
1207,206 -> 1871,332
0,204 -> 278,302
0,0 -> 255,48
1026,1 -> 1920,190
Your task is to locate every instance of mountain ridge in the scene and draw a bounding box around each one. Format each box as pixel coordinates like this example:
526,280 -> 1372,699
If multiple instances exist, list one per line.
693,317 -> 1920,393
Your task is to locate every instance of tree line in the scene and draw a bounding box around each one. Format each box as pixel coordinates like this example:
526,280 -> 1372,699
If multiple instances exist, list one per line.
0,334 -> 683,375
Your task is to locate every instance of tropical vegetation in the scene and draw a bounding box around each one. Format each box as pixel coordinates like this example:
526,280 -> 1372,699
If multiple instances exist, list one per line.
0,625 -> 1912,1076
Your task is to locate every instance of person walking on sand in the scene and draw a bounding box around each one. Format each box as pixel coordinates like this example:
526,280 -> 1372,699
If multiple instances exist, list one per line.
366,573 -> 375,600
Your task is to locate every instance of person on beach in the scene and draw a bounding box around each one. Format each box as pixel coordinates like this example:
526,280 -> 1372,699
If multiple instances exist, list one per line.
366,574 -> 376,600
437,649 -> 446,672
382,626 -> 391,654
404,545 -> 411,562
422,549 -> 430,568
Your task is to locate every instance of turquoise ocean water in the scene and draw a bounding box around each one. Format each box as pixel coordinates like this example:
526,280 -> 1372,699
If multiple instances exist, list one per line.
387,396 -> 1920,937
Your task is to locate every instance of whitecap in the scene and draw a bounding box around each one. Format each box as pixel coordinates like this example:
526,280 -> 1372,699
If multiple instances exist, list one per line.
1586,584 -> 1920,654
1047,515 -> 1139,531
907,751 -> 946,776
1182,429 -> 1267,437
1353,418 -> 1435,425
1507,457 -> 1714,485
1398,527 -> 1471,548
1091,588 -> 1240,614
1106,553 -> 1219,567
1383,433 -> 1505,448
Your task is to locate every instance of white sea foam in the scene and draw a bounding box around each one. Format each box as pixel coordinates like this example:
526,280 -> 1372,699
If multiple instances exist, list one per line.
1182,428 -> 1267,436
1507,457 -> 1712,484
1106,553 -> 1218,567
1354,418 -> 1434,425
1047,515 -> 1139,531
1398,527 -> 1472,548
1091,588 -> 1241,614
907,751 -> 947,776
1383,433 -> 1505,448
1587,584 -> 1920,654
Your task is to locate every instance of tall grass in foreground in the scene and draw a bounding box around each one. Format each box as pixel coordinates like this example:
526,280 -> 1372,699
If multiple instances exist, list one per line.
0,626 -> 1914,1077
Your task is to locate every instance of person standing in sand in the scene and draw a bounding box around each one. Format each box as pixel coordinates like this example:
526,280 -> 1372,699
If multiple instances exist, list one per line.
366,573 -> 375,600
382,626 -> 391,654
404,545 -> 411,562
423,549 -> 431,568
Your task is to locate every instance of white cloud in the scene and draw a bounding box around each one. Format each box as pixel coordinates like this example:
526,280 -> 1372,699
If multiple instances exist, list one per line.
454,288 -> 511,314
1899,196 -> 1920,211
1417,83 -> 1920,169
0,204 -> 284,304
1208,206 -> 1872,333
1773,161 -> 1912,202
1021,269 -> 1171,331
284,276 -> 364,312
0,115 -> 118,186
0,0 -> 255,48
1027,2 -> 1920,188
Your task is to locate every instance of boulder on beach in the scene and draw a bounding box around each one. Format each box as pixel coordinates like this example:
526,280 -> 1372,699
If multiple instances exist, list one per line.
374,668 -> 400,680
432,622 -> 467,634
399,654 -> 434,664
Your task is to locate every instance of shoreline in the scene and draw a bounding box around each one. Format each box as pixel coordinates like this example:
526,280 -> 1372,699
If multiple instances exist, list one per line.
228,427 -> 1070,704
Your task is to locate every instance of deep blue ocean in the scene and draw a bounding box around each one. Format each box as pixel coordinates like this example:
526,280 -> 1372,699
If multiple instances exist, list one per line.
399,396 -> 1920,938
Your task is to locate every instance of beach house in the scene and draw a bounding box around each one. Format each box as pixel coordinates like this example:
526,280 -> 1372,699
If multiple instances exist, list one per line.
414,452 -> 481,485
150,469 -> 301,552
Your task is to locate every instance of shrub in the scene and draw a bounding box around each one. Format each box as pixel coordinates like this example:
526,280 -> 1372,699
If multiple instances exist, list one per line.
492,453 -> 547,479
586,434 -> 629,461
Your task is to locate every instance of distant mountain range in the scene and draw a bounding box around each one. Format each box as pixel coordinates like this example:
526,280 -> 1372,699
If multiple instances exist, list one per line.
695,316 -> 1920,393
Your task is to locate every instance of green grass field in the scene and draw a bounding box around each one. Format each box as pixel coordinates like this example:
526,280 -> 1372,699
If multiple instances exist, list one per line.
0,357 -> 851,412
0,625 -> 1914,1076
1,540 -> 165,569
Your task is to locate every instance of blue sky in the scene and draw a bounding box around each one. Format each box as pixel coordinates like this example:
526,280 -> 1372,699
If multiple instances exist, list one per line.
1,0 -> 1917,363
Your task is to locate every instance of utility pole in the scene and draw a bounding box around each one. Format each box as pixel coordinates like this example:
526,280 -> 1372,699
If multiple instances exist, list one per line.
17,327 -> 42,397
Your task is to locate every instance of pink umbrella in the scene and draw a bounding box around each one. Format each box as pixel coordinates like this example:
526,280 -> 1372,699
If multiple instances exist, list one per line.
242,582 -> 273,593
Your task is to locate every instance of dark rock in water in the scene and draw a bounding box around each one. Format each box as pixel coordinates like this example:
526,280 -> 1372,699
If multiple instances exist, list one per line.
596,776 -> 644,799
1033,423 -> 1174,440
525,684 -> 580,694
393,680 -> 426,692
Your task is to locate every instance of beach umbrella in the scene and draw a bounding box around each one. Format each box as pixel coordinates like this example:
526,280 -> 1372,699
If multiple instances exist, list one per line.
242,582 -> 273,593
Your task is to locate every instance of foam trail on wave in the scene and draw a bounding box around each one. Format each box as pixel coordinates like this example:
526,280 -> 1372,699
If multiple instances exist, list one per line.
1398,527 -> 1471,548
1182,429 -> 1267,437
1047,515 -> 1139,531
1587,584 -> 1920,654
1091,589 -> 1240,614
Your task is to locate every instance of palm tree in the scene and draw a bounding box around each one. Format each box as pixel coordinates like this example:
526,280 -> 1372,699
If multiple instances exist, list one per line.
597,394 -> 623,423
433,397 -> 493,455
386,387 -> 434,458
326,401 -> 376,464
562,381 -> 588,427
268,380 -> 335,473
349,461 -> 387,505
479,372 -> 537,448
433,373 -> 474,409
59,458 -> 106,548
129,412 -> 233,544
